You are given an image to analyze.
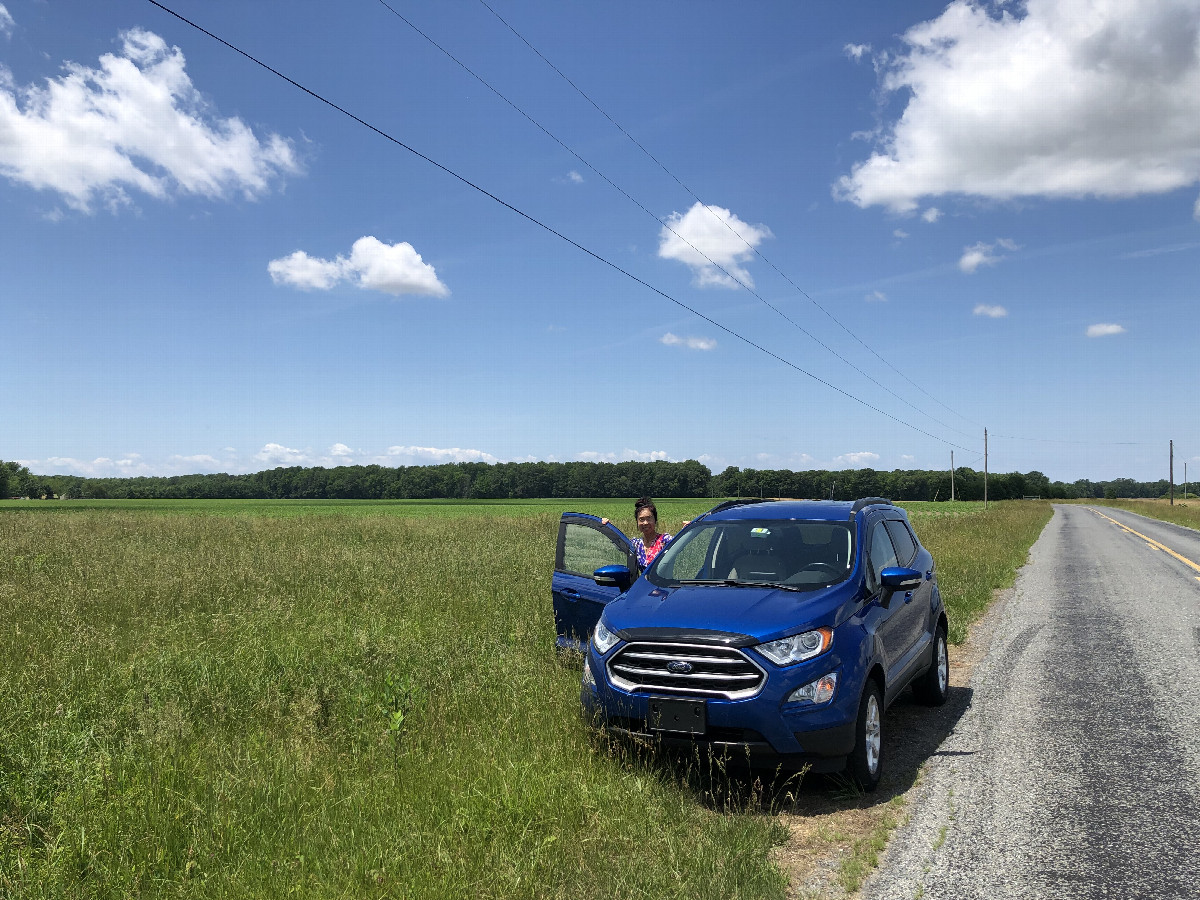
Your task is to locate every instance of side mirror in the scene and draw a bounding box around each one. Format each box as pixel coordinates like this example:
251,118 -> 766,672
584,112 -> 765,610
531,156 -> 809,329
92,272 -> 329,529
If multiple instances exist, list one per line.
594,564 -> 634,591
879,566 -> 922,608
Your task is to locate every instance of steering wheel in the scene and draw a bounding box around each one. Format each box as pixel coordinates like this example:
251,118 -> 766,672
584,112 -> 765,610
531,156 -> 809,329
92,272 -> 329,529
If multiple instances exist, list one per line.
800,562 -> 842,575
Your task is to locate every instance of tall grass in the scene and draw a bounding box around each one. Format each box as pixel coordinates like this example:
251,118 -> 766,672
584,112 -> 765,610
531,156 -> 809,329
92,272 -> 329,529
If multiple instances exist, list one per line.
1086,497 -> 1200,531
901,501 -> 1052,643
0,499 -> 1050,896
1,508 -> 784,899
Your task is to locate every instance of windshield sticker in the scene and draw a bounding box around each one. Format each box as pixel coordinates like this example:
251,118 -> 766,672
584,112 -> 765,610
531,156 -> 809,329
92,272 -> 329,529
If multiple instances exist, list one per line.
751,528 -> 771,537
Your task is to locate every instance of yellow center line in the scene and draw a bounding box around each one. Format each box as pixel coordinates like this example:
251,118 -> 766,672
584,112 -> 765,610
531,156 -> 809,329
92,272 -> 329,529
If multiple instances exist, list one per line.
1087,507 -> 1200,576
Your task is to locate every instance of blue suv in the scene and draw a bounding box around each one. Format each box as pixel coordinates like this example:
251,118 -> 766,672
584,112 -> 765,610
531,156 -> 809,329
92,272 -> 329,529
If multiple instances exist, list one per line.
552,498 -> 949,790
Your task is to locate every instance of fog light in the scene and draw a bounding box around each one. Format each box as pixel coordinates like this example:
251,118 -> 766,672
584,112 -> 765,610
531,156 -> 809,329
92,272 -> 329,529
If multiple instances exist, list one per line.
582,658 -> 596,689
787,672 -> 838,705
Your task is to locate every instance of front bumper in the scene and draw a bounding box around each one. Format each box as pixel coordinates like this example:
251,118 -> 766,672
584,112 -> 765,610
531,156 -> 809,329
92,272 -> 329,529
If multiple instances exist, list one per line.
582,645 -> 859,769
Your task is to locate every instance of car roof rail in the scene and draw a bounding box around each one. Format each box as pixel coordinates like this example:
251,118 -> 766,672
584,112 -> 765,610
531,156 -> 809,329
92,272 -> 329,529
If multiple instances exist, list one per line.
695,497 -> 773,520
849,497 -> 894,516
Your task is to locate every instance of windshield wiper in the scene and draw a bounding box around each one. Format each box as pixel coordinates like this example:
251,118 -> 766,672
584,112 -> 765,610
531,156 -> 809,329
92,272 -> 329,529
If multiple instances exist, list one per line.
677,578 -> 807,592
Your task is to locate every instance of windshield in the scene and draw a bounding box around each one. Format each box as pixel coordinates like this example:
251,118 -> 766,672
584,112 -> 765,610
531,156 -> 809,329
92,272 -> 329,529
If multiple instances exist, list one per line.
647,519 -> 855,589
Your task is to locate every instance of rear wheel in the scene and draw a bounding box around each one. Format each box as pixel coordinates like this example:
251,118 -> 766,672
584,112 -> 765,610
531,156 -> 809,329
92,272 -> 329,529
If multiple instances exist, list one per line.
847,681 -> 883,792
913,626 -> 949,706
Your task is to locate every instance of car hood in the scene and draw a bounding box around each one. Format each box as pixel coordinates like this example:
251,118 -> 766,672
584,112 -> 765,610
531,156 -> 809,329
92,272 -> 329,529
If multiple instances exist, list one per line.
606,580 -> 857,644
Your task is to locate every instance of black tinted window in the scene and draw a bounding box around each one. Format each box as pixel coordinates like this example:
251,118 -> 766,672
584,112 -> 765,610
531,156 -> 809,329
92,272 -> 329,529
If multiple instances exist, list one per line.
866,524 -> 900,593
883,520 -> 917,566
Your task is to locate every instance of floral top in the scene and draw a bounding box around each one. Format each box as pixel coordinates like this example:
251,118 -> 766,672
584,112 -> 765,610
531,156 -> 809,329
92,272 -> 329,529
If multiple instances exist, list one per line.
633,532 -> 672,568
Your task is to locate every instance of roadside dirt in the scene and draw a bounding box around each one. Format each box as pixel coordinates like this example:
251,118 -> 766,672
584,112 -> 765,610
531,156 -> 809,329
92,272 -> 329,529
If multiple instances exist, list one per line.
768,585 -> 1014,899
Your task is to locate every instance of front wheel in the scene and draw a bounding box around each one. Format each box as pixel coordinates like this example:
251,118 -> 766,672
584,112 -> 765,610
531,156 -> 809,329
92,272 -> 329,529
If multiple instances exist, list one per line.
913,626 -> 949,706
846,681 -> 883,792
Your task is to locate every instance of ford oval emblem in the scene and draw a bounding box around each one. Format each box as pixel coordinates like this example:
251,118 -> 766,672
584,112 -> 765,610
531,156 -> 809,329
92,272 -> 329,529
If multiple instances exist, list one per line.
667,660 -> 694,675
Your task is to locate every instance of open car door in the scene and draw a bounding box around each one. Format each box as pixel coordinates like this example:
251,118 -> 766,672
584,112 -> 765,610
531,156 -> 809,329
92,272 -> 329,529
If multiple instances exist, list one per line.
553,513 -> 639,652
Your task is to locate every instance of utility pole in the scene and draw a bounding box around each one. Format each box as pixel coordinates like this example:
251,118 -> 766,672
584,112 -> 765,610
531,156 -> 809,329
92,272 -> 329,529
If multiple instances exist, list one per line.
984,428 -> 989,510
950,451 -> 955,502
1170,440 -> 1174,505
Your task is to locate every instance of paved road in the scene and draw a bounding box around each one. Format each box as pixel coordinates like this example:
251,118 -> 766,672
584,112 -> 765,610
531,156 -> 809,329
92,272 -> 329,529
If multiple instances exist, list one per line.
861,504 -> 1200,900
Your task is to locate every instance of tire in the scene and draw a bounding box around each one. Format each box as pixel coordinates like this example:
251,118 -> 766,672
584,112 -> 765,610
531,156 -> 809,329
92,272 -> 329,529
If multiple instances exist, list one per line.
913,626 -> 949,707
847,681 -> 883,792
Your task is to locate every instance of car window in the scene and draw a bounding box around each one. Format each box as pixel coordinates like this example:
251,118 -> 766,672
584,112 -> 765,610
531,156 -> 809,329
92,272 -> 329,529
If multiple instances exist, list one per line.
865,523 -> 900,594
560,522 -> 629,577
883,519 -> 917,566
649,520 -> 854,588
655,527 -> 718,581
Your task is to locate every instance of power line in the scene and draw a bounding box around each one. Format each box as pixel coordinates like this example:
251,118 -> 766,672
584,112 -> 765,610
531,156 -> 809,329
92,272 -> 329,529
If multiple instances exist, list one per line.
476,0 -> 985,432
142,0 -> 975,454
370,0 -> 976,442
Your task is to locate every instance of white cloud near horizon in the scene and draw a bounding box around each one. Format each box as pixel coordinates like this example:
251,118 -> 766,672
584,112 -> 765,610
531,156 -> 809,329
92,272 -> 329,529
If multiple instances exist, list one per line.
1086,322 -> 1126,337
833,451 -> 881,468
577,449 -> 670,463
836,0 -> 1200,217
268,236 -> 449,297
660,332 -> 717,351
658,202 -> 772,288
0,28 -> 298,212
974,303 -> 1008,318
959,238 -> 1019,273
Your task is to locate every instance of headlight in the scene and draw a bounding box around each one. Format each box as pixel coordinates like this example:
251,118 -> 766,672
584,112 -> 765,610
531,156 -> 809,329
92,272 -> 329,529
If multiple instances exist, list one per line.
592,617 -> 621,655
756,627 -> 833,666
787,672 -> 838,705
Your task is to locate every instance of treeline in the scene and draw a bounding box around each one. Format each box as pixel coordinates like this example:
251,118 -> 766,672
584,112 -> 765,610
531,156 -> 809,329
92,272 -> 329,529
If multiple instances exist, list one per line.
0,458 -> 1180,502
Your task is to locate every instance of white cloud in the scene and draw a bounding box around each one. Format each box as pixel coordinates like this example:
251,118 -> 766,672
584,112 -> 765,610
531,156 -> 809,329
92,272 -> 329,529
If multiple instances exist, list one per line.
866,290 -> 887,302
576,449 -> 670,463
974,303 -> 1008,317
172,454 -> 219,466
0,5 -> 14,38
0,28 -> 298,212
833,451 -> 881,468
329,443 -> 353,458
836,0 -> 1200,214
845,43 -> 872,61
921,207 -> 942,223
255,443 -> 311,466
349,237 -> 449,296
658,202 -> 772,289
660,332 -> 717,350
267,251 -> 345,291
959,238 -> 1018,272
893,229 -> 909,239
567,170 -> 583,183
268,236 -> 449,297
384,445 -> 499,464
1086,322 -> 1126,337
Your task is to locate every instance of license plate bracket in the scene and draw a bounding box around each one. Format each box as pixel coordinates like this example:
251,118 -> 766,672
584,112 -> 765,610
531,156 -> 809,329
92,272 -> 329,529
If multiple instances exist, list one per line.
647,697 -> 707,735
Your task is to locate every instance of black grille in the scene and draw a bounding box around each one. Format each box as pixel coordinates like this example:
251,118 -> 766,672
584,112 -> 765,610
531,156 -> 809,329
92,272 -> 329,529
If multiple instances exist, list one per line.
607,642 -> 765,699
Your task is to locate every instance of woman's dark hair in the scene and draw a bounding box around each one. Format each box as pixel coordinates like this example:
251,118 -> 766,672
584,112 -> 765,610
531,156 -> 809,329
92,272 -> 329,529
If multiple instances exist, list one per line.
634,496 -> 657,522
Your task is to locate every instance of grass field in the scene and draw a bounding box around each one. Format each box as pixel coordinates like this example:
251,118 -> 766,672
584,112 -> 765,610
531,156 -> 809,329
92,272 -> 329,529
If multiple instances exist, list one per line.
1085,497 -> 1200,531
0,498 -> 1050,898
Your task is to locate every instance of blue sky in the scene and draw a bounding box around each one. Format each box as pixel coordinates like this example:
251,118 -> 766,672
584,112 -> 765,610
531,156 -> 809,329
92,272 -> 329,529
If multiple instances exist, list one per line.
2,0 -> 1198,484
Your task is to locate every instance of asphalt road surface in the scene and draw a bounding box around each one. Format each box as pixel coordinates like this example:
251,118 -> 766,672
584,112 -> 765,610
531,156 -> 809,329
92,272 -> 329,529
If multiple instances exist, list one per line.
861,504 -> 1200,900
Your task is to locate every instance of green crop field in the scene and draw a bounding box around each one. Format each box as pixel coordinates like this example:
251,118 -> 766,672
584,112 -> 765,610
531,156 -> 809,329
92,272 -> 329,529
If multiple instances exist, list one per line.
0,498 -> 1050,898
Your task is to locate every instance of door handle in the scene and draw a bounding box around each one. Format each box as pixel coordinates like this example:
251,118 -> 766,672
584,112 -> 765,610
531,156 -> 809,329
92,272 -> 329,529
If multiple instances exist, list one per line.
562,589 -> 582,600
